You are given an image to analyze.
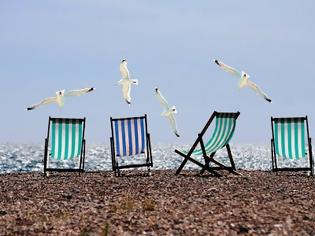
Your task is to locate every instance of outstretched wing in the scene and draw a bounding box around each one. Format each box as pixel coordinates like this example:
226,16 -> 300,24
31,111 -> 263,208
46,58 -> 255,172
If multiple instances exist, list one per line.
120,62 -> 130,79
155,88 -> 170,110
27,96 -> 56,110
247,80 -> 272,103
166,114 -> 180,137
64,87 -> 95,97
214,59 -> 242,78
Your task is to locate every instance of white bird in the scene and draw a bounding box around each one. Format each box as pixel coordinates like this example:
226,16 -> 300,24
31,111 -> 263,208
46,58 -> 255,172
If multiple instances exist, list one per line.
213,59 -> 272,103
27,87 -> 95,110
155,87 -> 180,137
118,59 -> 138,105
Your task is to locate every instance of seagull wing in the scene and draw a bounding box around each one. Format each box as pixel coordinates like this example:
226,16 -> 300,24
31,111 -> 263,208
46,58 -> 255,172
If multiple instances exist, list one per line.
214,59 -> 242,78
155,88 -> 171,110
120,62 -> 130,79
27,96 -> 57,110
247,80 -> 272,103
166,114 -> 180,137
64,87 -> 94,97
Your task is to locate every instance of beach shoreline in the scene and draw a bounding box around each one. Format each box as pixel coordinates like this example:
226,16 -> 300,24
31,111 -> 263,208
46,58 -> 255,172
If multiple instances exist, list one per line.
0,169 -> 314,235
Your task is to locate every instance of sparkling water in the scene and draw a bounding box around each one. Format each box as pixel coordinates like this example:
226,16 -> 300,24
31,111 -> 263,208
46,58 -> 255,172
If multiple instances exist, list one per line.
0,143 -> 312,174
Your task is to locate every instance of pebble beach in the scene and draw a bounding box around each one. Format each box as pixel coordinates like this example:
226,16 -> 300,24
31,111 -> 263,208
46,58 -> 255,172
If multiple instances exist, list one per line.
0,170 -> 314,235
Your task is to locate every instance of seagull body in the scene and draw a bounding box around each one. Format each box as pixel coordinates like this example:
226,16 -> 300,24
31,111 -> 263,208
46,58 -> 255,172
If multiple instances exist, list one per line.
155,87 -> 180,137
214,59 -> 272,103
119,59 -> 138,105
27,87 -> 95,110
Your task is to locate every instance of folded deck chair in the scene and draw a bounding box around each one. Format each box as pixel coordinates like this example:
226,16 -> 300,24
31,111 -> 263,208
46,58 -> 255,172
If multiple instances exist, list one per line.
110,114 -> 153,176
271,116 -> 313,175
44,117 -> 86,176
175,111 -> 240,176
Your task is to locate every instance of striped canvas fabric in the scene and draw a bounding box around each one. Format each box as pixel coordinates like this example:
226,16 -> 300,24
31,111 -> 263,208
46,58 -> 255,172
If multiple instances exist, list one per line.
113,117 -> 146,157
50,119 -> 84,160
192,116 -> 237,156
273,118 -> 306,160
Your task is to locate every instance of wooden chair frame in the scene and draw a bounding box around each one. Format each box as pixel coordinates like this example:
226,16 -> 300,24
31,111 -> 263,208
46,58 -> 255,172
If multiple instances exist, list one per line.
175,111 -> 240,177
110,114 -> 153,176
271,116 -> 313,175
43,117 -> 86,176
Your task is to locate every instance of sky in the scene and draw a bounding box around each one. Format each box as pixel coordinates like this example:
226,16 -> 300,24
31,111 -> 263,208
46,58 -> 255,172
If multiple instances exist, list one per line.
0,0 -> 315,145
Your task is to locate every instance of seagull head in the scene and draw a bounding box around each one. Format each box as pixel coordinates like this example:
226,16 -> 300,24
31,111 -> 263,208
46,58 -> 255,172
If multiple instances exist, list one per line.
171,106 -> 178,114
213,59 -> 220,65
56,90 -> 65,96
155,87 -> 159,93
242,71 -> 249,78
121,59 -> 127,64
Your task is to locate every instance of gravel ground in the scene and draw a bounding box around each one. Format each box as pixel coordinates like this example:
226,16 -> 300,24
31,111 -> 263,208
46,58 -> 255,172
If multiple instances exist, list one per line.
0,169 -> 314,235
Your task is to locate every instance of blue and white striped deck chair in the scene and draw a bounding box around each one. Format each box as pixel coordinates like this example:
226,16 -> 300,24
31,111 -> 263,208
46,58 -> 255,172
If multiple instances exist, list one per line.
175,111 -> 240,176
110,114 -> 153,176
44,117 -> 86,175
271,116 -> 313,175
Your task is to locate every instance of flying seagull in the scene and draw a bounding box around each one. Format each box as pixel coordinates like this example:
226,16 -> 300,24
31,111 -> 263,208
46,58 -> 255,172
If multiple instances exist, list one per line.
27,87 -> 95,110
213,59 -> 272,103
119,59 -> 138,105
155,87 -> 180,137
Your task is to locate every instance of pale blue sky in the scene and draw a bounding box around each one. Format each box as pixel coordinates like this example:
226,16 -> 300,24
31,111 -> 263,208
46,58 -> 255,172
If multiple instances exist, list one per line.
0,0 -> 314,144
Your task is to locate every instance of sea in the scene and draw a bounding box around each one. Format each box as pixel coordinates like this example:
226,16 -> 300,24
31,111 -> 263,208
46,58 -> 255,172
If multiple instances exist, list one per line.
0,143 -> 312,174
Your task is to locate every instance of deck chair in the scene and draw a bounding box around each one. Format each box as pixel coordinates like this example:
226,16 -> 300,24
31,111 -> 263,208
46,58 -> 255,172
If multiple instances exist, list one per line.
110,114 -> 153,176
175,111 -> 240,176
44,117 -> 86,176
271,116 -> 313,175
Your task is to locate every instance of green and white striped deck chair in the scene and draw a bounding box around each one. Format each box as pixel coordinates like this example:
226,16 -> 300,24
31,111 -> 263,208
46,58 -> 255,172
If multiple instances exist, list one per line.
271,116 -> 313,175
175,111 -> 240,176
44,117 -> 86,175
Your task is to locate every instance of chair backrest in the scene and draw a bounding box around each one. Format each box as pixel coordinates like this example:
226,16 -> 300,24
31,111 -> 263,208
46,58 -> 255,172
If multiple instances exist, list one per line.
111,115 -> 147,157
272,117 -> 308,160
193,112 -> 239,155
49,118 -> 85,160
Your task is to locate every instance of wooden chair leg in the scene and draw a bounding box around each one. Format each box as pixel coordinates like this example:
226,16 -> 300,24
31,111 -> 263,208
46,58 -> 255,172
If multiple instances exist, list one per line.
175,150 -> 221,177
309,143 -> 313,176
200,158 -> 210,175
200,152 -> 215,175
271,141 -> 275,172
44,138 -> 48,177
175,154 -> 190,175
226,144 -> 236,170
